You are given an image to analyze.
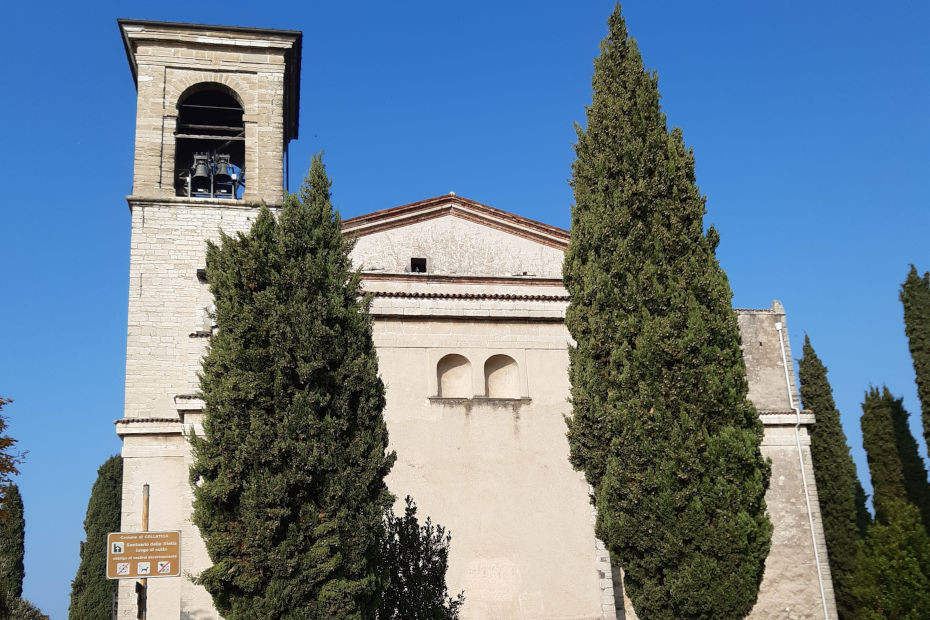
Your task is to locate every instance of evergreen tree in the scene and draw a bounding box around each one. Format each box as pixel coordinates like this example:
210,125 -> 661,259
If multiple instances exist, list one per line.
9,597 -> 50,620
69,455 -> 122,619
563,5 -> 771,618
854,479 -> 873,538
0,484 -> 24,600
0,399 -> 24,506
190,153 -> 395,619
376,497 -> 464,620
852,499 -> 930,619
901,265 -> 930,452
860,387 -> 930,529
798,336 -> 868,618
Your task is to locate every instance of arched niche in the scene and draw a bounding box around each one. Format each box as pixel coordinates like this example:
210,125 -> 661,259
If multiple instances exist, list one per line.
484,354 -> 519,399
174,84 -> 245,198
437,354 -> 472,398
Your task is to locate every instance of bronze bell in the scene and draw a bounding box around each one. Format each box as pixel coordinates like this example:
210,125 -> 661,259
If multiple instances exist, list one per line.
213,154 -> 233,194
191,154 -> 211,194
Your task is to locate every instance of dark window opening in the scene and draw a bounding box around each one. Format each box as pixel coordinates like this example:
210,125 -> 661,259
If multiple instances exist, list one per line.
410,258 -> 427,273
175,89 -> 245,198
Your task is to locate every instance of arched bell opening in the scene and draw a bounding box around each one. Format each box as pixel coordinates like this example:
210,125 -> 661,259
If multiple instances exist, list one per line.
175,87 -> 245,198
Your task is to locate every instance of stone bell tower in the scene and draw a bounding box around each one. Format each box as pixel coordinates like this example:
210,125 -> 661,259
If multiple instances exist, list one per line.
115,20 -> 300,618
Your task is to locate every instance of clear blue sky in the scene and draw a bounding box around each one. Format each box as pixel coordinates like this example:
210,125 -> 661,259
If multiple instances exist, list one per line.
1,1 -> 928,617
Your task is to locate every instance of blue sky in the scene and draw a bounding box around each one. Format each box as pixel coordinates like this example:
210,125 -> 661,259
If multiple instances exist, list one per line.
1,1 -> 928,617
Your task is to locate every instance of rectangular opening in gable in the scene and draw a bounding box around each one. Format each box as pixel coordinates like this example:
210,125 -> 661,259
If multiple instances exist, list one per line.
410,258 -> 427,273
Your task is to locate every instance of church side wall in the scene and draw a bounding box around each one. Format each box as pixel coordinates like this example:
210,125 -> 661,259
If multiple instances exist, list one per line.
373,318 -> 612,620
118,202 -> 836,619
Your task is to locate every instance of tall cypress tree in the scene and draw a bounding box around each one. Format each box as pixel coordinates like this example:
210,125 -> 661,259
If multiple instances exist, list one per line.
901,265 -> 930,452
798,336 -> 868,618
0,484 -> 24,600
860,386 -> 930,529
190,153 -> 395,619
69,455 -> 122,619
563,5 -> 771,618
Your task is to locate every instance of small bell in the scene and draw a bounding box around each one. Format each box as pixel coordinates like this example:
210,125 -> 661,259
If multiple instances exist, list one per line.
190,154 -> 211,194
212,154 -> 233,195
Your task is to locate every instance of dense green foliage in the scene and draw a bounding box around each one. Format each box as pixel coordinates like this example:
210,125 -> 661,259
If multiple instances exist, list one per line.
376,497 -> 464,620
190,154 -> 395,619
901,265 -> 930,452
8,597 -> 50,620
0,484 -> 24,601
860,387 -> 930,529
854,483 -> 872,538
0,485 -> 49,619
853,499 -> 930,619
69,455 -> 122,620
563,5 -> 771,618
798,337 -> 868,618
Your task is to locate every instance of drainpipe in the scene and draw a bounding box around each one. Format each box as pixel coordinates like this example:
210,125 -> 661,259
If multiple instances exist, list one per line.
775,321 -> 830,619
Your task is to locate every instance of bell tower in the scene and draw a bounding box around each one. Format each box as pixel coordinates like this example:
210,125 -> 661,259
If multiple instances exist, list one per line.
119,19 -> 301,204
115,20 -> 300,619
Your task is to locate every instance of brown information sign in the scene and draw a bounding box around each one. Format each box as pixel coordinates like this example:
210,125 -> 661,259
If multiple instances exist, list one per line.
106,531 -> 181,579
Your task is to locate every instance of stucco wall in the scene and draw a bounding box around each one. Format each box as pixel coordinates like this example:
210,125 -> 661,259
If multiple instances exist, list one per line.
374,318 -> 610,619
350,215 -> 566,278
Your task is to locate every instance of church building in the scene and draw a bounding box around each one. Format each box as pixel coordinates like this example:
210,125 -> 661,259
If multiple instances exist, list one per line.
115,19 -> 837,619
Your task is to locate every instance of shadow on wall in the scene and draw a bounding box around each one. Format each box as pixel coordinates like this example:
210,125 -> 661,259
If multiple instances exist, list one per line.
484,354 -> 519,398
437,354 -> 471,398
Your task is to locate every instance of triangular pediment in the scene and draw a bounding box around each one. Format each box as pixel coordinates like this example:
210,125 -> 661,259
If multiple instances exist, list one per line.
344,195 -> 569,279
343,195 -> 569,249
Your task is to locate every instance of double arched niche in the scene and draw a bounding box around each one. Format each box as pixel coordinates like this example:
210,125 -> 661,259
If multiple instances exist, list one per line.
432,351 -> 529,401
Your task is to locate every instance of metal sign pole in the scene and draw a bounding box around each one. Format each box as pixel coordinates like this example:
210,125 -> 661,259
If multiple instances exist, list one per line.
139,484 -> 149,620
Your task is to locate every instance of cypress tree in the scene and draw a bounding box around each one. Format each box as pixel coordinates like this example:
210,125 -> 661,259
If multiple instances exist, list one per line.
901,265 -> 930,452
798,336 -> 868,618
190,153 -> 395,619
8,597 -> 50,620
860,386 -> 930,529
563,5 -> 771,618
69,455 -> 122,619
854,483 -> 872,537
0,484 -> 24,600
377,497 -> 464,619
852,500 -> 930,618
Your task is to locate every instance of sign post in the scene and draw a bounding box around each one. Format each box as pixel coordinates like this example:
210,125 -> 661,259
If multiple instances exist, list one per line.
106,530 -> 181,579
140,484 -> 147,620
107,485 -> 182,619
136,482 -> 149,620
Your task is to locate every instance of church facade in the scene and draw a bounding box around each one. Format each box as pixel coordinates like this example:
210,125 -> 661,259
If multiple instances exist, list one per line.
115,20 -> 837,619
